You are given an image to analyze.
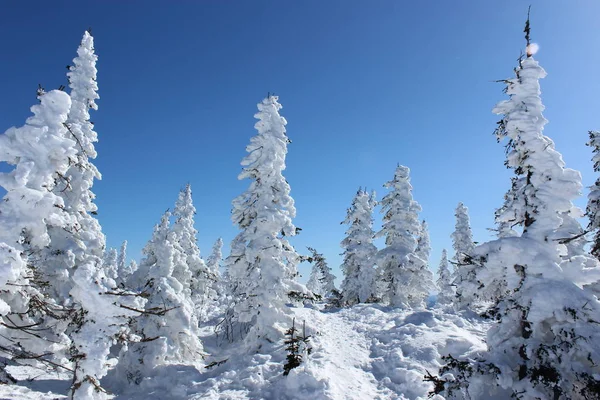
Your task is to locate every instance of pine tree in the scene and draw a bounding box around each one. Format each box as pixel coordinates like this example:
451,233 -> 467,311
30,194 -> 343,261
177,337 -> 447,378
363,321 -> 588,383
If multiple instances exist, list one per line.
376,166 -> 423,307
116,240 -> 129,285
435,249 -> 454,306
206,237 -> 223,279
305,247 -> 337,298
206,237 -> 223,299
407,220 -> 435,308
118,211 -> 203,385
224,95 -> 308,349
436,31 -> 600,399
587,130 -> 600,260
340,189 -> 378,305
103,248 -> 118,281
0,90 -> 76,382
172,184 -> 214,308
451,202 -> 477,310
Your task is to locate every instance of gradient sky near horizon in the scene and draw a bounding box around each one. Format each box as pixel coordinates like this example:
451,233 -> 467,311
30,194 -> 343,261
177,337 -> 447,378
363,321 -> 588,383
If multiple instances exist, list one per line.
1,1 -> 599,283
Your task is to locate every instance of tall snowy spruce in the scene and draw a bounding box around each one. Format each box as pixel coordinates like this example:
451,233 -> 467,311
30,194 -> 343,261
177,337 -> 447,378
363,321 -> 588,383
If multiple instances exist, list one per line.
225,95 -> 308,350
376,166 -> 424,307
435,30 -> 600,399
206,237 -> 223,279
408,220 -> 435,308
435,250 -> 454,306
172,184 -> 214,306
451,202 -> 477,310
587,130 -> 600,260
62,31 -> 136,400
340,189 -> 378,305
305,247 -> 337,298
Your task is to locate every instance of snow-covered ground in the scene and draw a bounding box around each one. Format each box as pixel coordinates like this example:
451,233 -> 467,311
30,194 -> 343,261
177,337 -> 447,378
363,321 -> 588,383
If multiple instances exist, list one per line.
0,304 -> 488,400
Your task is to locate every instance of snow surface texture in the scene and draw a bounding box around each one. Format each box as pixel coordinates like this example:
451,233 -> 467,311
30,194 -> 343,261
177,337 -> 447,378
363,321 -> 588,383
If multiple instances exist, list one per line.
119,304 -> 485,399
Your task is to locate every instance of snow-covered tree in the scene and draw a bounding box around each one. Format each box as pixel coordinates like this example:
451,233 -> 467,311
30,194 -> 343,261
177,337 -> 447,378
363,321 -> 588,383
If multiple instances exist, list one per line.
437,44 -> 600,399
376,166 -> 423,307
103,248 -> 118,282
587,130 -> 600,260
340,189 -> 378,305
305,247 -> 337,298
116,240 -> 128,283
435,249 -> 454,306
62,32 -> 137,399
406,220 -> 435,308
451,202 -> 477,310
0,90 -> 76,383
118,211 -> 203,385
172,184 -> 212,303
224,95 -> 308,349
206,237 -> 223,279
206,237 -> 223,299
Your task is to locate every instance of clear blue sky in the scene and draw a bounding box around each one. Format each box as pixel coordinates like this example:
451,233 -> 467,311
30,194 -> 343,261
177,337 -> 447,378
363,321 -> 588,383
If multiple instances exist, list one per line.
1,1 -> 599,283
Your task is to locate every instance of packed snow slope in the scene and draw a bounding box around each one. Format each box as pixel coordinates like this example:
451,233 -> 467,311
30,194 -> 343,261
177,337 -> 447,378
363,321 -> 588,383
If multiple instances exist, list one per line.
0,304 -> 487,400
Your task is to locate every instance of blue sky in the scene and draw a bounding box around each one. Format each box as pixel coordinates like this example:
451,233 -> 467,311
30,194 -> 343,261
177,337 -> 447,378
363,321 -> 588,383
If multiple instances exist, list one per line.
1,1 -> 599,283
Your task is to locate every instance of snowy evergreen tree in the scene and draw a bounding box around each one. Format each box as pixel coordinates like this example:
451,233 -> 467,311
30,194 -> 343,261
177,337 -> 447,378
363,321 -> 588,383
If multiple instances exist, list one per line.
103,248 -> 118,282
172,184 -> 212,303
435,249 -> 454,306
116,240 -> 128,284
206,237 -> 223,279
340,189 -> 378,305
437,40 -> 600,399
305,247 -> 337,298
451,202 -> 477,310
0,90 -> 77,383
376,166 -> 423,307
224,95 -> 308,349
587,130 -> 600,260
62,32 -> 138,399
118,211 -> 203,385
406,220 -> 435,308
206,237 -> 223,298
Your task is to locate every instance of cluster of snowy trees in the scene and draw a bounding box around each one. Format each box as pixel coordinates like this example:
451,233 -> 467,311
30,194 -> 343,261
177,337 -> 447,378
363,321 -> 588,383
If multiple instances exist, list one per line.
0,31 -> 223,398
428,28 -> 600,399
2,19 -> 600,400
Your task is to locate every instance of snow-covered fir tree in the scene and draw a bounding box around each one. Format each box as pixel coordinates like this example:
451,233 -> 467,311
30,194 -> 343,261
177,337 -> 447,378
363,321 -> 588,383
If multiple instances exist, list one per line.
206,237 -> 223,298
340,189 -> 378,305
0,90 -> 77,383
587,130 -> 600,260
206,237 -> 223,279
437,42 -> 600,399
172,184 -> 214,307
406,220 -> 435,308
305,247 -> 337,298
118,211 -> 203,385
376,166 -> 423,307
116,240 -> 128,284
451,202 -> 477,310
435,249 -> 454,306
62,32 -> 139,399
224,95 -> 308,349
103,248 -> 118,281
